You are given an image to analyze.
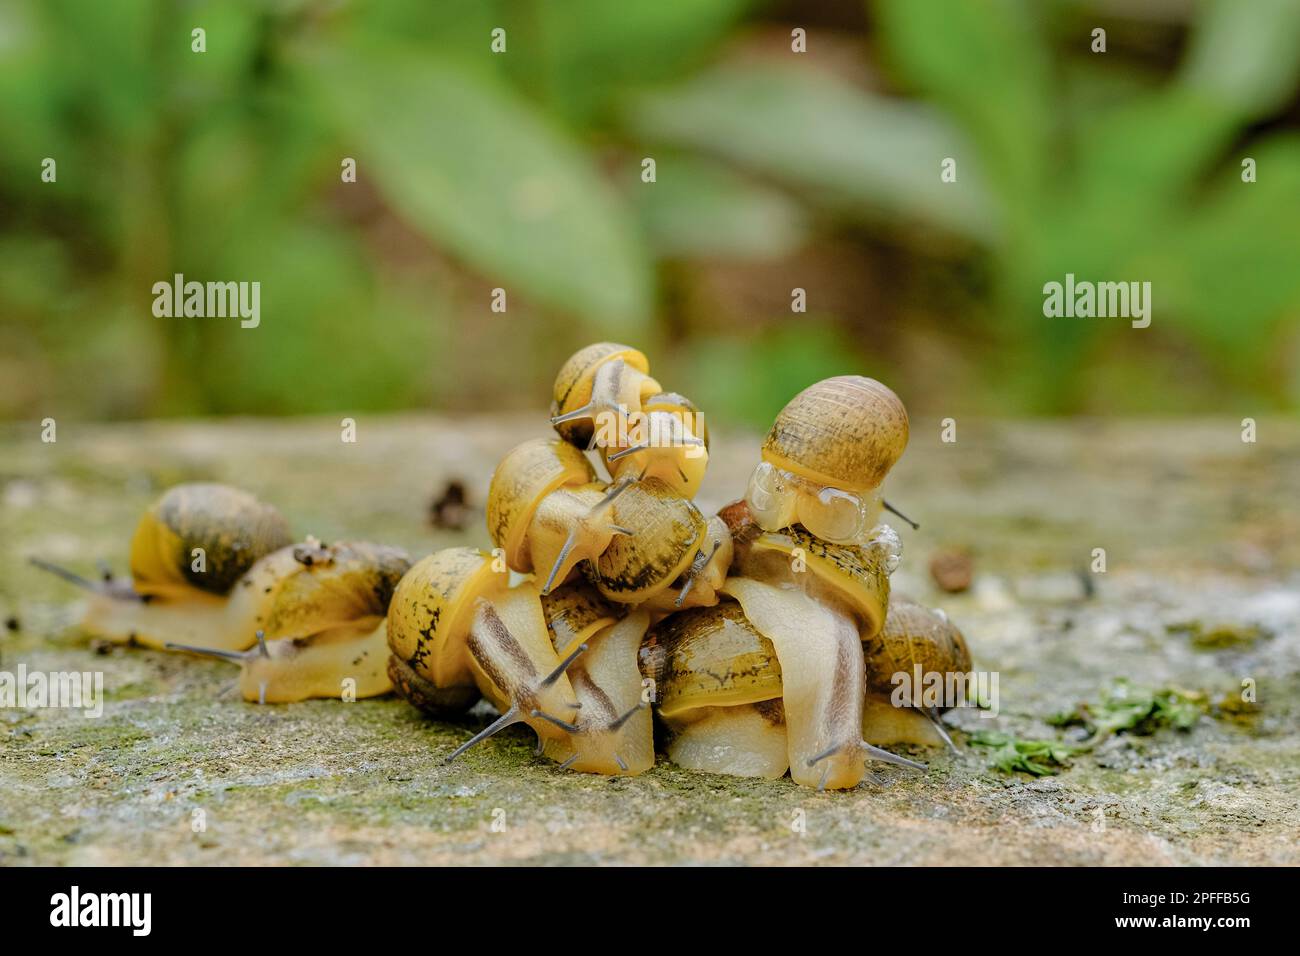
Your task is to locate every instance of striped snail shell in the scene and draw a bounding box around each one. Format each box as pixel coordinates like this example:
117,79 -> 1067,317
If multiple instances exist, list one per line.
550,343 -> 661,447
587,478 -> 707,605
486,438 -> 595,573
761,376 -> 909,493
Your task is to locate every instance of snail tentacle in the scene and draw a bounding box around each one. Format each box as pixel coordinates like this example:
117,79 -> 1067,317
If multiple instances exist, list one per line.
882,499 -> 919,530
925,707 -> 959,754
163,642 -> 247,661
445,704 -> 522,763
538,641 -> 589,689
540,528 -> 580,596
530,708 -> 581,733
30,557 -> 145,601
673,539 -> 723,608
607,701 -> 645,732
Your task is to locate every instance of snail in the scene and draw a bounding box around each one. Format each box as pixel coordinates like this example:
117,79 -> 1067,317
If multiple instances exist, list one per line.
640,592 -> 968,786
487,440 -> 727,610
550,344 -> 708,498
549,343 -> 662,448
745,376 -> 917,544
639,600 -> 790,779
32,482 -> 410,703
582,477 -> 732,611
598,393 -> 709,499
485,437 -> 632,595
861,596 -> 972,752
385,548 -> 652,774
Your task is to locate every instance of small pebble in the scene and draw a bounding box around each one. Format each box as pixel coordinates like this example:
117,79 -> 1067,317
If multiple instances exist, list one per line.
429,480 -> 471,531
929,548 -> 974,593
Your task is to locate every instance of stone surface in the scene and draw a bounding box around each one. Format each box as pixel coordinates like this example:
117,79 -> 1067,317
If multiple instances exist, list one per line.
1,415 -> 1297,865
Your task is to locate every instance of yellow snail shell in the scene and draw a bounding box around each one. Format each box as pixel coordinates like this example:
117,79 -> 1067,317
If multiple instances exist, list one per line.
129,482 -> 292,598
588,478 -> 707,605
486,438 -> 595,573
550,343 -> 661,447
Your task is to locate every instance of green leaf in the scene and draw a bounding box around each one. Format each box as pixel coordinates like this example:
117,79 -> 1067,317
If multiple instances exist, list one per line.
531,0 -> 753,123
1140,135 -> 1300,383
633,154 -> 809,259
1180,0 -> 1300,118
302,41 -> 653,328
626,62 -> 997,241
871,0 -> 1051,213
969,731 -> 1082,776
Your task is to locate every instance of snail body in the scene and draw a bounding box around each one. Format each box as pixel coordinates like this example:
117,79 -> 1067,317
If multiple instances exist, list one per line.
386,549 -> 652,775
35,483 -> 410,703
641,589 -> 970,782
707,515 -> 918,789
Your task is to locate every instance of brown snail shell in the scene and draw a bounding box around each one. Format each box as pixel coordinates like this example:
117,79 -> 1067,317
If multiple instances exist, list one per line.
761,376 -> 909,493
640,600 -> 783,719
541,581 -> 621,658
863,596 -> 972,704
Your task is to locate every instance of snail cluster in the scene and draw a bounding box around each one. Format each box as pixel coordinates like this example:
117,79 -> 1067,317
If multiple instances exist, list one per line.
36,342 -> 973,790
386,343 -> 973,789
35,482 -> 410,704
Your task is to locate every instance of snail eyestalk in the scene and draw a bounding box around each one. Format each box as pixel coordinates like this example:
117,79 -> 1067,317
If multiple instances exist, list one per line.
445,705 -> 522,763
925,707 -> 959,754
804,740 -> 927,773
882,499 -> 919,530
30,557 -> 145,601
163,642 -> 247,662
674,539 -> 723,608
529,708 -> 581,733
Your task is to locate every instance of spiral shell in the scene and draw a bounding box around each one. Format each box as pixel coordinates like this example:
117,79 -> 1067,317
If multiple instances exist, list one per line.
551,342 -> 661,446
588,478 -> 707,604
386,547 -> 505,689
128,482 -> 292,597
761,376 -> 909,492
541,581 -> 621,658
256,540 -> 411,641
863,597 -> 971,703
486,438 -> 595,571
640,601 -> 782,718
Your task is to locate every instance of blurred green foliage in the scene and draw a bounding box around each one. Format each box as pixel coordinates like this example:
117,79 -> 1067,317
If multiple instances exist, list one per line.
1,0 -> 1298,424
